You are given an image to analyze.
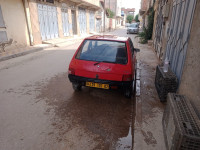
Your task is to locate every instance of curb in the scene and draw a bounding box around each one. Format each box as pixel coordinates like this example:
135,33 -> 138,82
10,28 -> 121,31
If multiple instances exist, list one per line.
0,45 -> 53,62
133,61 -> 142,150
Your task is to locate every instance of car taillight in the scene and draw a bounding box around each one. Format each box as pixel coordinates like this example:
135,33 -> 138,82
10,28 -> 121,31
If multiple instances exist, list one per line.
68,67 -> 75,75
122,74 -> 132,81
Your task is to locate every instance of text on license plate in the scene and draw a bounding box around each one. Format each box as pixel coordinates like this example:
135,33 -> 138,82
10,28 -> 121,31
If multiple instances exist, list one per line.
85,82 -> 109,89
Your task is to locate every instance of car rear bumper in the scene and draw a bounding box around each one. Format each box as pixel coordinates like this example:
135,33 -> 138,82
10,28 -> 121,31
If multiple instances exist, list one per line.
68,74 -> 133,89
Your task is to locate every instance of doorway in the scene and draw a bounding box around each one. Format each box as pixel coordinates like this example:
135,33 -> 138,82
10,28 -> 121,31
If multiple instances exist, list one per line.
71,10 -> 77,35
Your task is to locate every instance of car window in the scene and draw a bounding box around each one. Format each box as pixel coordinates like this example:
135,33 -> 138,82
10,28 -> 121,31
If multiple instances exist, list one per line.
128,39 -> 134,55
76,40 -> 128,64
130,24 -> 138,28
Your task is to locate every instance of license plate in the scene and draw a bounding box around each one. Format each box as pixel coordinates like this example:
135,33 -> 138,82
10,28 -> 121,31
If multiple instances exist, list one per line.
86,82 -> 109,89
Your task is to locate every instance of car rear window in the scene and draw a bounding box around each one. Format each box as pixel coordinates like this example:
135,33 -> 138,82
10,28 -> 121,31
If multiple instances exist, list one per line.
130,24 -> 138,28
76,40 -> 128,64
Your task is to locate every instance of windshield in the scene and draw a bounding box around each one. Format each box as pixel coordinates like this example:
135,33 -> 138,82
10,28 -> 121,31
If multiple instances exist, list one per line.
76,40 -> 127,64
130,24 -> 138,28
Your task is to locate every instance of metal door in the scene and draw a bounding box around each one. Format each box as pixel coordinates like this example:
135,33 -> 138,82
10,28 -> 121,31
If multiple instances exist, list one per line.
78,8 -> 87,34
89,11 -> 95,32
37,4 -> 58,40
62,8 -> 69,36
71,10 -> 77,35
165,0 -> 196,81
96,19 -> 101,33
38,4 -> 46,40
52,7 -> 59,38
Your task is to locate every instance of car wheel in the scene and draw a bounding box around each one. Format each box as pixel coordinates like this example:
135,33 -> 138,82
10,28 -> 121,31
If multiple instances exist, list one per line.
124,87 -> 132,98
72,82 -> 82,91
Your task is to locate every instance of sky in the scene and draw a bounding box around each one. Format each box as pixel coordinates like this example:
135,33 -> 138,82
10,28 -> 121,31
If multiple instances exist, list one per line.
121,0 -> 141,14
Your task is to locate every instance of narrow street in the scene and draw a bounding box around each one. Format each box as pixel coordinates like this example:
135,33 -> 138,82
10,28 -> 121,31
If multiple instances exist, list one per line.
0,28 -> 140,150
1,0 -> 199,149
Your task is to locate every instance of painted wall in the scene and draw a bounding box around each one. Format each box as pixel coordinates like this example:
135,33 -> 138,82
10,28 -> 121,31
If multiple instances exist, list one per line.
152,0 -> 173,61
105,0 -> 116,14
0,0 -> 30,50
179,1 -> 200,111
83,0 -> 100,7
28,0 -> 41,45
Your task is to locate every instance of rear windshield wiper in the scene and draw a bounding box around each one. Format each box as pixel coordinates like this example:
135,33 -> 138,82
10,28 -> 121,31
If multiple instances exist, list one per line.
94,61 -> 114,66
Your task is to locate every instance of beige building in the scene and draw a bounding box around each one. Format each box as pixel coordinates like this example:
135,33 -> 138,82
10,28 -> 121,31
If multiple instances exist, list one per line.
105,0 -> 122,28
139,0 -> 154,28
28,0 -> 100,45
0,0 -> 30,51
0,0 -> 101,50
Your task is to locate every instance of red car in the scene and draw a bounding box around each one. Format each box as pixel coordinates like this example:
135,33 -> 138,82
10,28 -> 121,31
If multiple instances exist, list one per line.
68,35 -> 138,98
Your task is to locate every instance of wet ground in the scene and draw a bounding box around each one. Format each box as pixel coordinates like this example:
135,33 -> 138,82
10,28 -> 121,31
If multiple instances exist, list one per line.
0,29 -> 139,150
0,28 -> 166,150
134,43 -> 166,149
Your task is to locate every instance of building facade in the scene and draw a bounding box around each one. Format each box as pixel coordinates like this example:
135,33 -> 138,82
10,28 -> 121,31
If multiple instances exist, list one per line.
105,0 -> 122,28
139,0 -> 154,28
0,0 -> 30,51
121,8 -> 135,24
153,0 -> 200,113
28,0 -> 100,45
0,0 -> 101,51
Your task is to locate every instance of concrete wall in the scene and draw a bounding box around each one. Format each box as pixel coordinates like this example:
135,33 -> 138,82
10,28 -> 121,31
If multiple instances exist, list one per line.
83,0 -> 100,7
29,0 -> 41,45
179,1 -> 200,111
160,0 -> 173,61
105,0 -> 116,14
152,0 -> 173,61
141,0 -> 150,11
0,0 -> 30,50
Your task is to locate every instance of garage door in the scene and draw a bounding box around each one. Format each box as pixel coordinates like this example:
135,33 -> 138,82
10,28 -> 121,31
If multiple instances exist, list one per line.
62,8 -> 69,36
78,8 -> 87,34
38,4 -> 59,40
165,0 -> 196,81
89,11 -> 95,32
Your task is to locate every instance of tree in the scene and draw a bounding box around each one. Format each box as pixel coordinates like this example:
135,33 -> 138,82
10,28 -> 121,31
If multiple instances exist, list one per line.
137,7 -> 155,44
106,9 -> 115,18
135,14 -> 139,22
126,15 -> 134,23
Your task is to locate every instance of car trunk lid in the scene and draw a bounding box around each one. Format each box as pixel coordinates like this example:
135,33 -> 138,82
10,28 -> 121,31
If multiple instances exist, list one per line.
73,60 -> 130,81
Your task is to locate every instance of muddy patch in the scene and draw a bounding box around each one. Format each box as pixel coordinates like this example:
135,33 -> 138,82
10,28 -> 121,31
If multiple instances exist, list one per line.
35,73 -> 135,149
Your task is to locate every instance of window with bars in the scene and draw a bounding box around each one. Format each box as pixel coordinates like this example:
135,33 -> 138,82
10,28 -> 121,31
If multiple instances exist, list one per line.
38,0 -> 54,3
46,0 -> 54,3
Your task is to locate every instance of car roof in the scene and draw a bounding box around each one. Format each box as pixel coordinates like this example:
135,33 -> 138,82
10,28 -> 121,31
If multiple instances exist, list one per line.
85,35 -> 129,42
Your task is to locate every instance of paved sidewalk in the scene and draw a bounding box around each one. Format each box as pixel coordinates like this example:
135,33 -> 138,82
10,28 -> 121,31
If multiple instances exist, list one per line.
0,34 -> 93,62
133,42 -> 166,150
0,44 -> 53,62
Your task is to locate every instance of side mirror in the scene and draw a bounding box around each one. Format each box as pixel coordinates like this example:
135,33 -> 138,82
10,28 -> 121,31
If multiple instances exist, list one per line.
135,48 -> 140,52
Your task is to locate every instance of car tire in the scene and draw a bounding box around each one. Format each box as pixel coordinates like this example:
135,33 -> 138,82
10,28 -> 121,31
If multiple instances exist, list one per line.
72,83 -> 82,91
124,87 -> 132,98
